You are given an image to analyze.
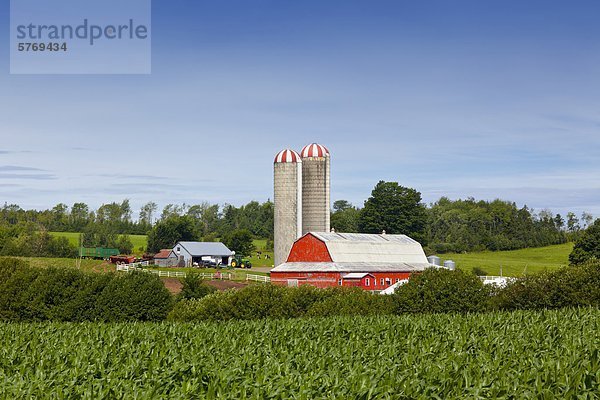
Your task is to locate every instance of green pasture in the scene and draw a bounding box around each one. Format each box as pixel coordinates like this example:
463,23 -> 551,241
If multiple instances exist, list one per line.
49,232 -> 148,254
248,239 -> 274,268
0,256 -> 268,280
0,256 -> 107,273
146,265 -> 269,278
438,242 -> 574,276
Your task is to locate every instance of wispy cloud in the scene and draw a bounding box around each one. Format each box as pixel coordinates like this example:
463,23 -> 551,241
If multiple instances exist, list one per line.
0,173 -> 56,180
0,150 -> 34,154
0,165 -> 45,172
91,173 -> 170,180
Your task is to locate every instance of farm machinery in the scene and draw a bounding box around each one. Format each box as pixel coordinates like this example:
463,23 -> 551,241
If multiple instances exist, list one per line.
230,255 -> 252,269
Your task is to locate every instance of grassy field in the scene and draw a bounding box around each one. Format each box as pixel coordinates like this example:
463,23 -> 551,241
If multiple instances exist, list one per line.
0,256 -> 269,280
48,232 -> 272,262
248,238 -> 274,268
439,242 -> 574,276
146,265 -> 270,278
0,256 -> 108,273
49,232 -> 148,254
1,308 -> 598,398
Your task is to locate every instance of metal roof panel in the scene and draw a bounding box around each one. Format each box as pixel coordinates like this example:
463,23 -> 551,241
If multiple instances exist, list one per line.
176,241 -> 233,257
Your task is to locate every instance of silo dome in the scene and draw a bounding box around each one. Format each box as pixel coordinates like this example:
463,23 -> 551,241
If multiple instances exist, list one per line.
274,149 -> 302,163
301,143 -> 329,158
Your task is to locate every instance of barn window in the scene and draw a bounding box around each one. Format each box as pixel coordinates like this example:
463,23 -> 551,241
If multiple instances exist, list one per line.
385,278 -> 391,285
365,278 -> 370,286
380,278 -> 384,286
338,279 -> 343,286
395,278 -> 400,283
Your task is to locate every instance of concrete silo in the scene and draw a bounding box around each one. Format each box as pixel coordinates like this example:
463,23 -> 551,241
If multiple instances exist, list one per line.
300,143 -> 330,235
274,149 -> 303,267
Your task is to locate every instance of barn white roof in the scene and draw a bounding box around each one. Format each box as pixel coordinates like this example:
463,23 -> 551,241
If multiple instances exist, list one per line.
310,232 -> 429,265
272,232 -> 431,272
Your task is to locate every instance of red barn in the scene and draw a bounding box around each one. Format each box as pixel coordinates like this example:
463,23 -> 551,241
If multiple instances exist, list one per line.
270,232 -> 431,291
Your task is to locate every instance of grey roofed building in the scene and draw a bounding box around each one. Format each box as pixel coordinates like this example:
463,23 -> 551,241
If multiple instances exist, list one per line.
271,232 -> 432,273
307,232 -> 428,265
172,241 -> 234,267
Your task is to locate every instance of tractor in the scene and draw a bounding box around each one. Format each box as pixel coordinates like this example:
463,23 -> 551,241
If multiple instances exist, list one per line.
230,255 -> 252,269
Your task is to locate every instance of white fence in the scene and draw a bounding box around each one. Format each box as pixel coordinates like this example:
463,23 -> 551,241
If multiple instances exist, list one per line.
116,261 -> 149,271
479,276 -> 513,287
151,270 -> 187,278
116,265 -> 233,280
246,274 -> 270,283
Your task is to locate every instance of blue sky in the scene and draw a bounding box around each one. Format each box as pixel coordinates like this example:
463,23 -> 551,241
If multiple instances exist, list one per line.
1,0 -> 599,219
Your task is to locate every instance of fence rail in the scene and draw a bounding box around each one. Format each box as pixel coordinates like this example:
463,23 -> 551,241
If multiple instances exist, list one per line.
116,261 -> 149,271
150,270 -> 187,278
479,276 -> 513,287
116,265 -> 233,281
246,274 -> 270,283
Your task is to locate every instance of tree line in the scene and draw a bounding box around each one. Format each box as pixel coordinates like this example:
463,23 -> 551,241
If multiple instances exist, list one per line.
331,181 -> 593,253
0,179 -> 595,257
0,200 -> 274,257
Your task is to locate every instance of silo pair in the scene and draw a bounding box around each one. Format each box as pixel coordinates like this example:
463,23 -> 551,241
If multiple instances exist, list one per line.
274,143 -> 330,267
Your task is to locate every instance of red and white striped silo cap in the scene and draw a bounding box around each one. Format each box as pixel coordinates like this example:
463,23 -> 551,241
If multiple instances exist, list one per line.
274,149 -> 302,163
300,143 -> 330,158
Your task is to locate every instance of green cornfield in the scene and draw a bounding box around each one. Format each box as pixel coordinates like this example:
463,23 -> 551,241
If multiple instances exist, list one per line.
1,308 -> 599,399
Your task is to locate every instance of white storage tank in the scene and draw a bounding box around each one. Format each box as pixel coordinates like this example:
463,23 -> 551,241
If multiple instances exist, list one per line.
427,255 -> 441,266
274,149 -> 302,267
444,260 -> 456,270
300,143 -> 330,235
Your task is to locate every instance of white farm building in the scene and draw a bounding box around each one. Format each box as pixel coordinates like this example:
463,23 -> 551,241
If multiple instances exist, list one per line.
172,241 -> 234,267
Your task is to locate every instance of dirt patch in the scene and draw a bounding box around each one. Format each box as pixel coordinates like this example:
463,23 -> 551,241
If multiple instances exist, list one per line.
161,278 -> 247,295
161,278 -> 183,295
92,262 -> 114,273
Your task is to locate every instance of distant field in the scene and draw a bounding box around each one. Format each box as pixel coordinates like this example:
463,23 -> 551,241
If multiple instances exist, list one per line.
0,256 -> 108,273
438,242 -> 574,276
249,239 -> 274,268
49,232 -> 148,254
0,256 -> 268,280
46,233 -> 272,266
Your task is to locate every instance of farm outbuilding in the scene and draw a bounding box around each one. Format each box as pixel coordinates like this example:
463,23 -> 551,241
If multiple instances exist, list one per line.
172,241 -> 234,267
153,249 -> 178,267
270,232 -> 431,291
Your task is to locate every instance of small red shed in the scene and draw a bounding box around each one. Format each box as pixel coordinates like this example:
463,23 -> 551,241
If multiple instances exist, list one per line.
270,232 -> 431,291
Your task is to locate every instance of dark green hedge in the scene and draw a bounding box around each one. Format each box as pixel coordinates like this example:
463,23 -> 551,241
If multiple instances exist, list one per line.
0,258 -> 172,322
3,257 -> 600,322
493,261 -> 600,310
168,284 -> 395,321
393,268 -> 491,314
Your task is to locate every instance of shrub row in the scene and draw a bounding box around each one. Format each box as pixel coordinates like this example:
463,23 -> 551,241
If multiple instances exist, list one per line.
0,258 -> 172,322
170,261 -> 600,321
168,284 -> 395,321
3,258 -> 600,322
493,260 -> 600,310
